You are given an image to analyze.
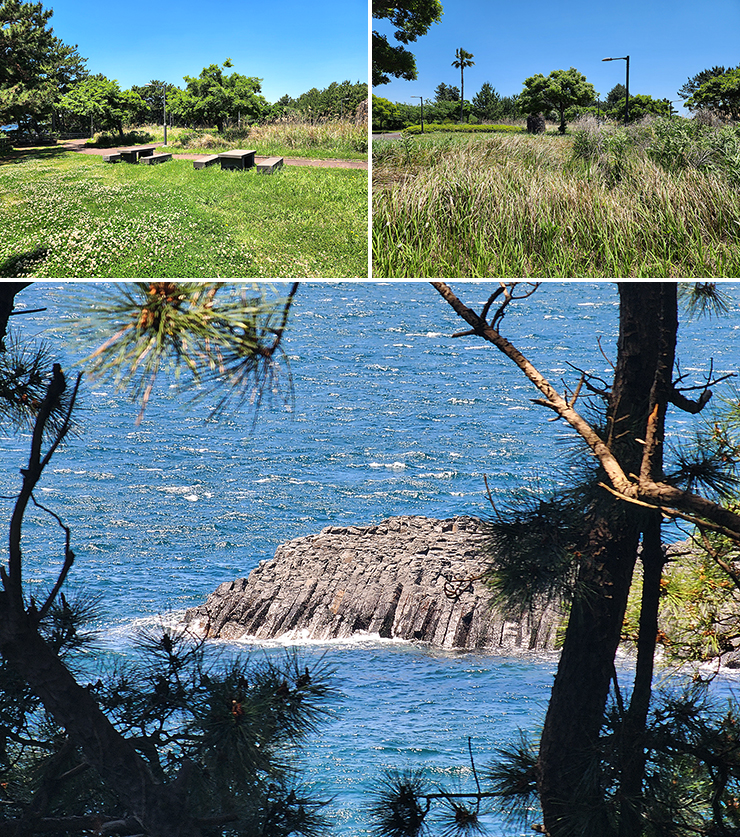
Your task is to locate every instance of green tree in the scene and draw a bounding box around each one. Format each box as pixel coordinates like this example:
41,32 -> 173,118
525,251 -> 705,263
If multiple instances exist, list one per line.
519,67 -> 597,134
451,47 -> 474,122
686,67 -> 740,121
0,282 -> 334,837
605,82 -> 626,108
372,0 -> 443,86
60,75 -> 145,138
434,81 -> 459,101
372,93 -> 400,130
678,65 -> 732,102
0,0 -> 87,134
430,282 -> 740,837
607,92 -> 670,122
180,60 -> 268,132
471,81 -> 502,121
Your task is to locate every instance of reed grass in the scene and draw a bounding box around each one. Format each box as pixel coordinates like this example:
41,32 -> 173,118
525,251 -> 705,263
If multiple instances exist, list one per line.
372,120 -> 740,278
158,117 -> 367,159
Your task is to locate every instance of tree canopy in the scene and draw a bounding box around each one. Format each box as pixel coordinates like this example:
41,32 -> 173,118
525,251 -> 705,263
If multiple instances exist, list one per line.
685,66 -> 740,121
0,0 -> 86,132
372,0 -> 443,86
519,67 -> 597,133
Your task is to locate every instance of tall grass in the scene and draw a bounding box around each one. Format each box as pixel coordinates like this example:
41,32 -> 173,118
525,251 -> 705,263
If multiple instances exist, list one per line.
163,116 -> 367,159
372,118 -> 740,278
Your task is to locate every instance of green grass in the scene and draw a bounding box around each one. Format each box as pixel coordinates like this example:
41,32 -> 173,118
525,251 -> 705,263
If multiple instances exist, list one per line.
0,149 -> 368,278
372,122 -> 740,278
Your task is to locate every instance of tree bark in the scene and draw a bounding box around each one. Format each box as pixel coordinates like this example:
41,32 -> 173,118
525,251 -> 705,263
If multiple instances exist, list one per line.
536,284 -> 675,836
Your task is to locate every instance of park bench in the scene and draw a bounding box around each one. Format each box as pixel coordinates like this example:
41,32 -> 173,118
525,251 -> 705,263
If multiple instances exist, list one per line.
118,145 -> 156,163
103,152 -> 122,163
256,156 -> 283,174
218,149 -> 256,170
139,153 -> 172,165
193,154 -> 219,170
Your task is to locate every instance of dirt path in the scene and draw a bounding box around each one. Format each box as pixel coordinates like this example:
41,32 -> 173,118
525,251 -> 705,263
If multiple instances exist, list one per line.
60,138 -> 368,169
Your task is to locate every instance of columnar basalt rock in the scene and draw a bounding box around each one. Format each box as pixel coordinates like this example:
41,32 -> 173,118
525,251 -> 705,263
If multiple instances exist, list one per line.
183,516 -> 562,652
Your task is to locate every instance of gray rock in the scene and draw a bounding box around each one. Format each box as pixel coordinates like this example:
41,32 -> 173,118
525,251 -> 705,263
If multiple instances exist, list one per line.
183,516 -> 563,652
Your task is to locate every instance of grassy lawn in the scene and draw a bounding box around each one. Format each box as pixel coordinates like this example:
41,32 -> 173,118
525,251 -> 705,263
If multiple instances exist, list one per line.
1,148 -> 368,278
373,121 -> 740,278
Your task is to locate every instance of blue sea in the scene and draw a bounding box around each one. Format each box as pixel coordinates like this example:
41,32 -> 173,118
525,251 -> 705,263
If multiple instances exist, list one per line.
3,281 -> 740,835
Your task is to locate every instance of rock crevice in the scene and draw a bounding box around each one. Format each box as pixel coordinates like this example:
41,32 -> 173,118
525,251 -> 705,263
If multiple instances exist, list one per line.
184,516 -> 562,652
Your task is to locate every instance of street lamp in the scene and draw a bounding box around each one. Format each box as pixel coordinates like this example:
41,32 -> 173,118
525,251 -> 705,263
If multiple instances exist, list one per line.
602,55 -> 629,125
411,95 -> 424,134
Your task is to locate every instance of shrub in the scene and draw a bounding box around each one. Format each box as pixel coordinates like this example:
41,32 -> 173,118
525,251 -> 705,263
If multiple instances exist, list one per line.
0,131 -> 11,156
87,130 -> 153,148
404,122 -> 524,135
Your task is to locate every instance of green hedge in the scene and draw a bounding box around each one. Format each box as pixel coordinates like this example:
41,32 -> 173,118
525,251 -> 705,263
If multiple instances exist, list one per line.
403,122 -> 525,135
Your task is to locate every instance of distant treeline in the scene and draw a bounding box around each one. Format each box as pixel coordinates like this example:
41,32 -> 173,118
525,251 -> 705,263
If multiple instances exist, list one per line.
1,0 -> 367,139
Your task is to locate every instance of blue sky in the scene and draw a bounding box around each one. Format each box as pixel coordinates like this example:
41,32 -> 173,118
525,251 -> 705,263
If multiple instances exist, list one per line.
374,0 -> 740,114
46,0 -> 368,103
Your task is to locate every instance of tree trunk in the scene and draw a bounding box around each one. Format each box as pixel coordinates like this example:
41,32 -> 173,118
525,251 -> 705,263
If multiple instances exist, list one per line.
537,283 -> 674,836
0,607 -> 202,837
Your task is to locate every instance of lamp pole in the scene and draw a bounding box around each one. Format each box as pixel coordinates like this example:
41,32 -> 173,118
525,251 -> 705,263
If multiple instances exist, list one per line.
602,55 -> 629,125
412,95 -> 424,134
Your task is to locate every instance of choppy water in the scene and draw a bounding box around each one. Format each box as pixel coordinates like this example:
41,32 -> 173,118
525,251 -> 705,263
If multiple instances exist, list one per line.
3,281 -> 740,834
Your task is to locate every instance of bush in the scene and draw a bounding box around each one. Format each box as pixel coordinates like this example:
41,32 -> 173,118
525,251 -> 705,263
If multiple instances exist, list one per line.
0,131 -> 11,156
404,122 -> 525,135
87,130 -> 154,148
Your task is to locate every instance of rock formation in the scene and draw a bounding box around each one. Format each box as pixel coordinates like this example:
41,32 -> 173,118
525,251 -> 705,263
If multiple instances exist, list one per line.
183,516 -> 562,652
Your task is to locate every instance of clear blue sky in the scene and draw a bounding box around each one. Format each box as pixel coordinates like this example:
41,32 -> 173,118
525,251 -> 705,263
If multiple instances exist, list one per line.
46,0 -> 368,103
374,0 -> 740,114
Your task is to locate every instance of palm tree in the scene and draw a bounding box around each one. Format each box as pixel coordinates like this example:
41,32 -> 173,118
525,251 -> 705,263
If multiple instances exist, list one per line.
452,48 -> 475,122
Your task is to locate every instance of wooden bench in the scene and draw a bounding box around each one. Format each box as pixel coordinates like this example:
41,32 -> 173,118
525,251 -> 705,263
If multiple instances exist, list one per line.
139,153 -> 172,165
193,154 -> 219,170
103,152 -> 122,163
119,145 -> 156,163
218,149 -> 256,170
256,156 -> 284,174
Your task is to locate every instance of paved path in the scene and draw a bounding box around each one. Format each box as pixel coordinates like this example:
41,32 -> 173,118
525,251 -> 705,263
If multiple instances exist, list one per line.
60,138 -> 367,170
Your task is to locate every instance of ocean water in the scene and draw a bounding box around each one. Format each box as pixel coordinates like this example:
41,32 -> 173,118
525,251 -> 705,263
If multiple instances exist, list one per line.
3,281 -> 740,835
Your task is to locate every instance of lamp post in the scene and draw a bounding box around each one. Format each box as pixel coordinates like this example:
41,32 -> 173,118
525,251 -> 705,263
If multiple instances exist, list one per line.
602,55 -> 629,125
412,95 -> 424,134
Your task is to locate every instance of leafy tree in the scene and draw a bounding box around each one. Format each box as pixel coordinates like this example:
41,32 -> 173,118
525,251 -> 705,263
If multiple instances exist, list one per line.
519,67 -> 597,134
678,65 -> 732,102
372,0 -> 443,86
451,47 -> 474,122
429,282 -> 740,837
130,80 -> 180,126
372,93 -> 401,130
607,93 -> 670,122
179,60 -> 268,132
434,81 -> 459,102
685,67 -> 740,121
605,83 -> 626,108
60,75 -> 146,138
471,81 -> 501,121
0,0 -> 87,134
0,283 -> 335,837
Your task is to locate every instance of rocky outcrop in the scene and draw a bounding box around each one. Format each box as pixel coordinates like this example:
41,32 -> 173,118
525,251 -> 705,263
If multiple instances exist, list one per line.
183,516 -> 563,652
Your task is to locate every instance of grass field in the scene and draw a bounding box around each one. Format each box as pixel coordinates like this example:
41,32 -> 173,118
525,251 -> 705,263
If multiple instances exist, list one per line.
372,117 -> 740,278
1,148 -> 368,278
